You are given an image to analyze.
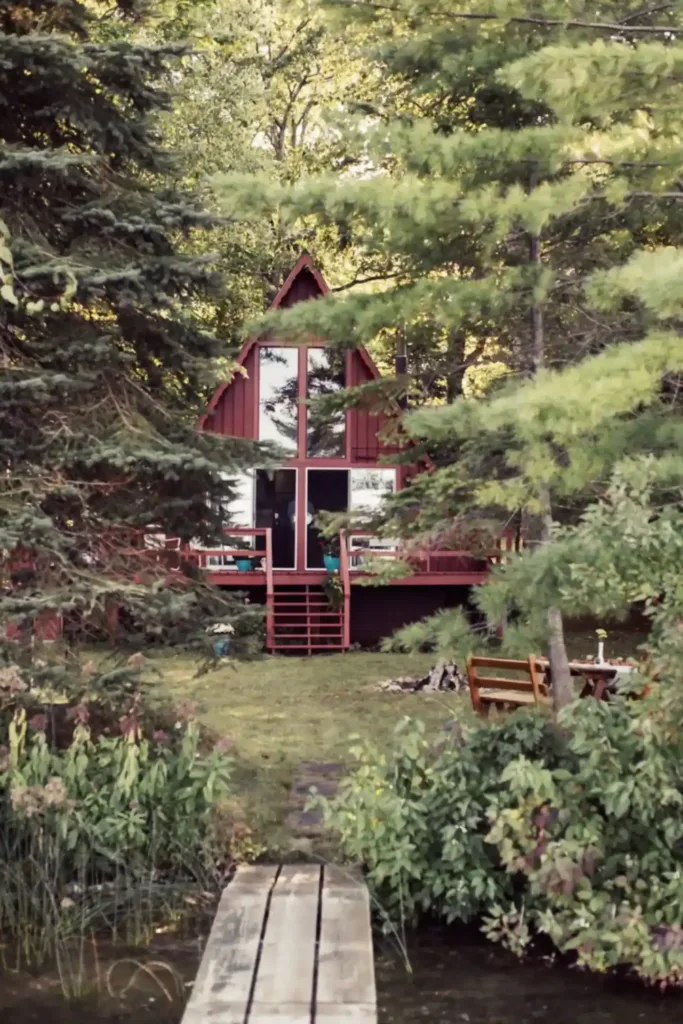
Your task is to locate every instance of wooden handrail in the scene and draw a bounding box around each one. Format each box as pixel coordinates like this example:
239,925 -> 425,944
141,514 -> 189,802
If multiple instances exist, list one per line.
264,527 -> 274,650
339,530 -> 351,650
345,530 -> 504,571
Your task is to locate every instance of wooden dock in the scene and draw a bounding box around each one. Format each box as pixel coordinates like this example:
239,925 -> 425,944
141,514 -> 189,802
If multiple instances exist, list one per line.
182,864 -> 377,1024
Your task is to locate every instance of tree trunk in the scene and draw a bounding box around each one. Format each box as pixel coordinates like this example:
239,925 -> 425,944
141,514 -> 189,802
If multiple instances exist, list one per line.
446,331 -> 468,402
529,183 -> 573,711
539,486 -> 573,709
395,328 -> 408,410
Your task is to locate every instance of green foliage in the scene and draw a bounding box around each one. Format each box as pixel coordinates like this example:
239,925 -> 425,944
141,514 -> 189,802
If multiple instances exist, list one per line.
4,706 -> 231,872
0,682 -> 235,966
322,571 -> 344,610
0,0 -> 267,660
325,687 -> 683,985
383,606 -> 484,658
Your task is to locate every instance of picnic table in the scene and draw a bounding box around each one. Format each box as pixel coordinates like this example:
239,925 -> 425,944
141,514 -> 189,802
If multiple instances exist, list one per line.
537,659 -> 635,701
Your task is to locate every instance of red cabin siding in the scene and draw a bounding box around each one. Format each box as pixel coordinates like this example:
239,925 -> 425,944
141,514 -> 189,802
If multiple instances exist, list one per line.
203,345 -> 257,439
348,350 -> 393,463
278,268 -> 322,307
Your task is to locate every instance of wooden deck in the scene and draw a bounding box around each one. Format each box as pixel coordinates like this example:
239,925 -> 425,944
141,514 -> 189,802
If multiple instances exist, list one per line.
182,864 -> 377,1024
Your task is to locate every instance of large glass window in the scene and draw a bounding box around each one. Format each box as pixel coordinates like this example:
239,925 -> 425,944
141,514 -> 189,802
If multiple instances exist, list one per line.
223,470 -> 255,528
307,348 -> 346,457
190,471 -> 255,567
306,469 -> 349,568
259,347 -> 298,454
349,468 -> 396,514
255,468 -> 297,569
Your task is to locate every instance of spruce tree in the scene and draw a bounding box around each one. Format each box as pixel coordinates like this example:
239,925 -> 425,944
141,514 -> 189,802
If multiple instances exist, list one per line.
0,0 -> 263,682
219,0 -> 683,705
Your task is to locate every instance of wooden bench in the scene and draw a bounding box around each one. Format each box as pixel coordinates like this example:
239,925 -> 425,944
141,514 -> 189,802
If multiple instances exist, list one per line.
467,655 -> 549,716
182,864 -> 377,1024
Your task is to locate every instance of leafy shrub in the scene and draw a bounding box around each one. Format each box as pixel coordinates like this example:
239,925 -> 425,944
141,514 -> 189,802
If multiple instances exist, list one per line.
324,687 -> 683,987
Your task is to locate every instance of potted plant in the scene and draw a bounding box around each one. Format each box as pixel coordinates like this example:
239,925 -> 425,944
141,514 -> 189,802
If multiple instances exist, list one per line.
207,621 -> 235,656
322,571 -> 344,610
229,536 -> 262,572
320,535 -> 341,572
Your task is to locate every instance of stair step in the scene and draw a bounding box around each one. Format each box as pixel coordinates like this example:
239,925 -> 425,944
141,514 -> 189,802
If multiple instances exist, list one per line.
274,606 -> 344,614
273,589 -> 325,595
274,626 -> 344,634
273,611 -> 342,618
272,602 -> 333,608
270,598 -> 337,606
273,629 -> 343,637
272,644 -> 346,650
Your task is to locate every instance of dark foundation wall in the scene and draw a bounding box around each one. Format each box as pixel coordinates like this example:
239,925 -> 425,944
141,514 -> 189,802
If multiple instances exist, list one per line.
349,585 -> 477,648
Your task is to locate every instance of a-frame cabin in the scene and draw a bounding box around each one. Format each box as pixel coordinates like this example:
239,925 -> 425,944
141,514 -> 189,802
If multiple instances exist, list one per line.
198,254 -> 495,653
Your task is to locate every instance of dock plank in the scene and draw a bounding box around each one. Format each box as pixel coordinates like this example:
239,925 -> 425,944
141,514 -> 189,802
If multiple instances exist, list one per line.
181,864 -> 376,1024
183,865 -> 277,1024
316,1008 -> 377,1024
317,866 -> 376,1009
323,865 -> 366,891
250,865 -> 321,1011
248,1004 -> 314,1023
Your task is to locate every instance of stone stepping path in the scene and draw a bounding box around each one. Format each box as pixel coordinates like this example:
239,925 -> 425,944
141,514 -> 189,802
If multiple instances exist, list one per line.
287,761 -> 345,836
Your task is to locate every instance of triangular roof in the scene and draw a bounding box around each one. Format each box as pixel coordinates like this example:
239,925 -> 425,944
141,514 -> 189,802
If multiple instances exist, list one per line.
199,253 -> 381,428
270,251 -> 329,308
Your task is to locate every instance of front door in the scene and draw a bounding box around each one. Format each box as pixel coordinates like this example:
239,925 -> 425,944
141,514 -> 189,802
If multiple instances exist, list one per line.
306,469 -> 349,569
255,469 -> 297,568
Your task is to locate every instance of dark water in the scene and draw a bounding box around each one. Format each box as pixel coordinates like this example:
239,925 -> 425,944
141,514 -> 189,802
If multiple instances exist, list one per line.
0,936 -> 201,1024
376,929 -> 682,1024
3,928 -> 682,1022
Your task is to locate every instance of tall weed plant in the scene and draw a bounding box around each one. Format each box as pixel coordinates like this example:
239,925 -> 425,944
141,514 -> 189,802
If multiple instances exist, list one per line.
323,684 -> 683,987
0,675 -> 233,972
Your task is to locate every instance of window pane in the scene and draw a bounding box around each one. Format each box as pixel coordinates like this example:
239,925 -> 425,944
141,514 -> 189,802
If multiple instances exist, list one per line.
255,468 -> 296,569
259,347 -> 298,454
349,469 -> 396,514
189,471 -> 255,567
307,348 -> 346,457
222,470 -> 255,528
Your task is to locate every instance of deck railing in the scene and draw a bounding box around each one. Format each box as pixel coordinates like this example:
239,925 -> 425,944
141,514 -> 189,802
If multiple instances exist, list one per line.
144,527 -> 275,647
345,531 -> 515,574
140,526 -> 518,581
339,531 -> 351,649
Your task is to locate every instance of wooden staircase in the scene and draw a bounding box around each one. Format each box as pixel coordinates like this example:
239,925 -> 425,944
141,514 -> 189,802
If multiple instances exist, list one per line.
271,584 -> 348,654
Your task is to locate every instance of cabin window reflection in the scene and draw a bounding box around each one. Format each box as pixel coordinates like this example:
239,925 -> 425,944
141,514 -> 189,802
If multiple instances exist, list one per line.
349,469 -> 396,514
258,347 -> 298,455
307,348 -> 346,457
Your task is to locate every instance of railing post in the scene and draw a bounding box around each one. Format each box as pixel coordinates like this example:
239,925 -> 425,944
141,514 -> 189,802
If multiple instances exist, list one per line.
339,530 -> 351,651
265,527 -> 274,652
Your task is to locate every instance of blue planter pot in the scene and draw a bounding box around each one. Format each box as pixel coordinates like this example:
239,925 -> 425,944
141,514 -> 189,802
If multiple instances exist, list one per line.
323,554 -> 340,572
213,637 -> 232,656
235,558 -> 254,572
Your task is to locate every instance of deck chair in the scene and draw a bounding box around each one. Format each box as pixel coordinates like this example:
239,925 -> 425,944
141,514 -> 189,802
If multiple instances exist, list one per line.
467,655 -> 549,716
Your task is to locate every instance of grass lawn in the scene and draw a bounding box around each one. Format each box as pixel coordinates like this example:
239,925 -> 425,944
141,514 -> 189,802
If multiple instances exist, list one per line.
143,626 -> 648,854
146,651 -> 472,854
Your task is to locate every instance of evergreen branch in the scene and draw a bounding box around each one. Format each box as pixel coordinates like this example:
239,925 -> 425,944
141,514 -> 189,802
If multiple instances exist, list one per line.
332,271 -> 402,292
619,4 -> 675,24
327,1 -> 680,34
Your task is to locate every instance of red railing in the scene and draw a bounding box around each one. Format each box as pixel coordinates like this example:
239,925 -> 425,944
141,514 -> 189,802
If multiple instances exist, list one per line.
345,531 -> 515,575
339,530 -> 351,650
186,527 -> 271,572
264,529 -> 274,650
145,527 -> 275,647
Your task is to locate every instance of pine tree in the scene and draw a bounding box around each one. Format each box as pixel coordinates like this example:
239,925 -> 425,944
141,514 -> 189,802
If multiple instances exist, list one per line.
0,0 -> 264,679
154,0 -> 387,340
218,0 -> 683,705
